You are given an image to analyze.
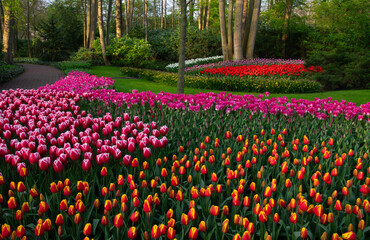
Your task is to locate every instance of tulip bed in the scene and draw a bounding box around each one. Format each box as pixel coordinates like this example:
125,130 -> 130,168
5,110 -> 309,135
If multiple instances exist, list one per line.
0,71 -> 369,240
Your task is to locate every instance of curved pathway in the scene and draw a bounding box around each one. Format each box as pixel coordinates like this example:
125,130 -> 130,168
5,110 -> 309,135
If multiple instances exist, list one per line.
0,64 -> 65,90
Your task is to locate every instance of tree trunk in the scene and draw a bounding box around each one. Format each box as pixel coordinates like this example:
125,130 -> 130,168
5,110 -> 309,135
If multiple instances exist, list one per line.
202,0 -> 206,29
218,0 -> 228,60
86,0 -> 91,47
82,0 -> 87,48
161,0 -> 163,28
242,0 -> 254,55
0,0 -> 3,37
116,0 -> 122,38
98,0 -> 110,65
172,0 -> 174,28
144,0 -> 148,41
242,0 -> 248,37
227,0 -> 233,60
89,0 -> 98,48
164,0 -> 167,29
233,0 -> 243,60
154,0 -> 157,29
177,0 -> 187,94
205,0 -> 211,29
129,0 -> 134,30
106,0 -> 113,44
198,0 -> 202,30
282,0 -> 292,58
2,1 -> 13,64
246,0 -> 260,58
124,0 -> 129,34
27,0 -> 31,57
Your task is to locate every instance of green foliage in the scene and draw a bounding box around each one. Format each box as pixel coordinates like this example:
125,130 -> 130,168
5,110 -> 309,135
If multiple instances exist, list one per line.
57,61 -> 92,74
305,51 -> 370,90
70,48 -> 102,65
34,0 -> 83,61
14,57 -> 45,64
0,65 -> 24,83
121,67 -> 322,93
305,0 -> 369,55
147,26 -> 222,62
93,36 -> 153,67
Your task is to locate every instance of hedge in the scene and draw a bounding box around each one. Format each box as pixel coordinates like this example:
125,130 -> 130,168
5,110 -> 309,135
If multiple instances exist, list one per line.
0,65 -> 24,83
120,67 -> 322,93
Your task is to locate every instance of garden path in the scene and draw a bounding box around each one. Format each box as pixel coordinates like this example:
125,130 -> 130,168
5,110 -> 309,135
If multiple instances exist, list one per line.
0,64 -> 65,90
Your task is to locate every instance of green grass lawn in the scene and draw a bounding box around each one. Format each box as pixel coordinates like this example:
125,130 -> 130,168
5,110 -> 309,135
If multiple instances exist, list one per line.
92,66 -> 370,105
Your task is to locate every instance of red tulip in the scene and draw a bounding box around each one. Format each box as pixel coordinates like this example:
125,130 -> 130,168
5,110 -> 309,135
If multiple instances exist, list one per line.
39,157 -> 51,171
189,227 -> 198,239
342,231 -> 356,240
16,225 -> 26,238
7,196 -> 17,209
83,223 -> 92,236
167,227 -> 176,239
34,223 -> 45,237
128,226 -> 137,239
1,223 -> 11,238
151,224 -> 160,239
55,214 -> 64,225
114,213 -> 124,228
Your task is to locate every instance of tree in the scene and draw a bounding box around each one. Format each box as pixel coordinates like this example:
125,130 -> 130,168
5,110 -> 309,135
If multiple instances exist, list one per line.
246,0 -> 260,58
281,0 -> 293,58
227,0 -> 233,60
177,0 -> 187,94
98,0 -> 109,65
233,0 -> 243,60
116,0 -> 122,38
2,0 -> 14,63
144,0 -> 147,41
106,0 -> 113,45
218,0 -> 228,60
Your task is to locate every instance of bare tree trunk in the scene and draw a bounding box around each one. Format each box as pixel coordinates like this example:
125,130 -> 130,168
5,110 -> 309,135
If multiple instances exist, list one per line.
233,0 -> 243,60
160,0 -> 163,28
154,0 -> 157,29
164,0 -> 167,29
177,0 -> 187,94
129,0 -> 134,30
89,0 -> 98,48
124,0 -> 129,34
202,0 -> 206,29
172,0 -> 174,28
144,0 -> 148,41
246,0 -> 260,58
106,0 -> 113,44
198,0 -> 202,30
282,0 -> 292,58
227,0 -> 233,60
116,0 -> 122,38
0,0 -> 3,37
242,0 -> 248,37
86,0 -> 91,47
218,0 -> 228,60
27,0 -> 31,57
205,0 -> 211,29
98,0 -> 110,65
2,1 -> 13,64
242,0 -> 254,55
82,0 -> 87,48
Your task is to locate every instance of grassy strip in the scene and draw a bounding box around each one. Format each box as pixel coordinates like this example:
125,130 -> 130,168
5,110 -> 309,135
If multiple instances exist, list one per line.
91,66 -> 370,105
0,65 -> 24,83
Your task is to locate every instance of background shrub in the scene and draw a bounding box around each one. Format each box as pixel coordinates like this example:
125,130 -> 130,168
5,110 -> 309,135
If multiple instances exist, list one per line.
305,51 -> 370,90
0,65 -> 24,83
57,61 -> 92,74
93,36 -> 153,67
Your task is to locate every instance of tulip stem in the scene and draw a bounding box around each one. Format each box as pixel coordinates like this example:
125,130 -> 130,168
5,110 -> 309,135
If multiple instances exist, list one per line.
117,227 -> 119,240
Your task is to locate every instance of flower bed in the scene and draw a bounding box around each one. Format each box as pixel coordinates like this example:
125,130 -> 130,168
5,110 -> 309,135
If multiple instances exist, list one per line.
0,71 -> 369,240
199,64 -> 323,78
185,58 -> 306,73
165,56 -> 223,72
121,67 -> 322,94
